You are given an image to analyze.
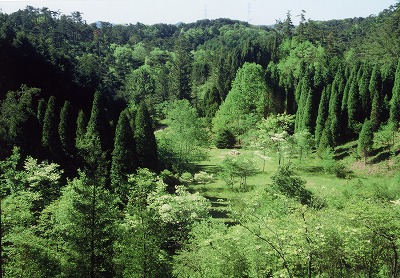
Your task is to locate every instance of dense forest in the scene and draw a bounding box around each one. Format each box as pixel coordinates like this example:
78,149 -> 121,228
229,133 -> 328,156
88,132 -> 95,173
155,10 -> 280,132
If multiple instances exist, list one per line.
1,4 -> 400,278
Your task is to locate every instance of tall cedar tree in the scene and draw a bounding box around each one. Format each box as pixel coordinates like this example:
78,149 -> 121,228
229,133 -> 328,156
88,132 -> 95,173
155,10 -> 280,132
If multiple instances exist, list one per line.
41,96 -> 61,161
347,76 -> 362,133
110,109 -> 135,194
390,60 -> 400,130
358,119 -> 374,165
369,65 -> 383,131
58,101 -> 75,157
75,109 -> 87,152
82,92 -> 111,183
328,74 -> 342,145
135,102 -> 158,171
315,85 -> 330,145
317,119 -> 334,156
36,98 -> 46,126
169,37 -> 193,100
359,65 -> 372,119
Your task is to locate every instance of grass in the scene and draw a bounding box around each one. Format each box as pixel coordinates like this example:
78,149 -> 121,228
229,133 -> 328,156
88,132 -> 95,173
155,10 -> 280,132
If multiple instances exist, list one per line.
188,143 -> 399,223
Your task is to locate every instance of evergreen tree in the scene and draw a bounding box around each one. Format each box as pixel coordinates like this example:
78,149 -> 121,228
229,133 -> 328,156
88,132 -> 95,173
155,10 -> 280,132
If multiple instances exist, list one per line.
41,96 -> 61,161
369,65 -> 382,131
315,85 -> 330,145
75,109 -> 87,152
82,92 -> 111,184
58,101 -> 75,157
169,37 -> 193,101
36,98 -> 46,126
317,120 -> 334,157
389,60 -> 400,130
329,72 -> 343,145
347,77 -> 362,133
135,102 -> 158,171
357,119 -> 373,165
203,85 -> 221,129
44,173 -> 117,278
358,64 -> 372,118
110,110 -> 135,199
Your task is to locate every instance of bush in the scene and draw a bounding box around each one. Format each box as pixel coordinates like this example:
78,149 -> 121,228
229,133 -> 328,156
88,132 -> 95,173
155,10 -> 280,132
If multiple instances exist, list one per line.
271,164 -> 319,207
215,129 -> 236,149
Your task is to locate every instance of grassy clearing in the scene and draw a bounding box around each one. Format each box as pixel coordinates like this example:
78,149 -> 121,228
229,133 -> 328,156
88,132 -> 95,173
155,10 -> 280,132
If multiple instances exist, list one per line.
189,144 -> 399,223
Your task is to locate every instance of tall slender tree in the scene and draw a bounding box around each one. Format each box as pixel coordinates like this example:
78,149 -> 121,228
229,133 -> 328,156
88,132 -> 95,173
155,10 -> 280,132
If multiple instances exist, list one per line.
315,85 -> 330,146
36,98 -> 46,127
41,96 -> 61,161
58,101 -> 75,157
369,65 -> 382,131
358,119 -> 373,165
135,102 -> 158,171
110,109 -> 135,199
75,109 -> 87,152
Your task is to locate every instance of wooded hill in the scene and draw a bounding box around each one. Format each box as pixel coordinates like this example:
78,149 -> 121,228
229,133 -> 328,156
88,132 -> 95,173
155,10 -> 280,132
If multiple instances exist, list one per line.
1,4 -> 400,278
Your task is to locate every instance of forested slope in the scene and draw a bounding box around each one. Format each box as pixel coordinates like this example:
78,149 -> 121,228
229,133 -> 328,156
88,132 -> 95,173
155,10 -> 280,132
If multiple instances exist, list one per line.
1,4 -> 400,277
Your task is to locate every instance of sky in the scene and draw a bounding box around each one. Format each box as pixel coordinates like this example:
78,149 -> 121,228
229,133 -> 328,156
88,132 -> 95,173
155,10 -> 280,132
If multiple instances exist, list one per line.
0,0 -> 397,26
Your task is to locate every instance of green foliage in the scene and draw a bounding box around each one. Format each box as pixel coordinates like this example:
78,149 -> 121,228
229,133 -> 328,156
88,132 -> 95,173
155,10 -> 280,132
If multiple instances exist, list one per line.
215,129 -> 236,149
293,129 -> 314,162
110,110 -> 135,197
158,100 -> 209,172
58,101 -> 75,157
81,92 -> 111,182
390,60 -> 400,130
42,96 -> 61,160
36,98 -> 46,126
369,65 -> 382,131
358,119 -> 374,164
213,62 -> 268,137
0,85 -> 41,156
135,102 -> 159,171
43,173 -> 118,277
220,154 -> 259,191
315,85 -> 330,145
271,164 -> 313,206
75,109 -> 87,154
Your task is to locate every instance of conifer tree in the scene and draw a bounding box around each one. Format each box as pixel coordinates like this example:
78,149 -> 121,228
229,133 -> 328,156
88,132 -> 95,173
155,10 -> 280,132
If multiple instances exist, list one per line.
347,77 -> 362,133
36,98 -> 46,126
359,65 -> 372,118
329,71 -> 344,145
302,88 -> 315,133
169,37 -> 193,100
110,110 -> 135,196
82,92 -> 111,183
389,60 -> 400,130
58,101 -> 75,157
75,109 -> 87,151
369,65 -> 382,131
41,96 -> 61,161
315,85 -> 330,145
358,119 -> 373,165
317,121 -> 334,157
47,173 -> 117,278
135,102 -> 158,170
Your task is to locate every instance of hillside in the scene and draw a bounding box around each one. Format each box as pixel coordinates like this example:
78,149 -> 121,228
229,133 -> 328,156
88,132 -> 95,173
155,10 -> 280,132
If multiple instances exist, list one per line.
1,4 -> 400,277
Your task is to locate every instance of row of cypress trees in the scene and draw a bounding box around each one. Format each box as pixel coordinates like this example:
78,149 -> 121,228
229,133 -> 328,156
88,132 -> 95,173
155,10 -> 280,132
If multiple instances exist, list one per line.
39,91 -> 159,190
293,59 -> 400,152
